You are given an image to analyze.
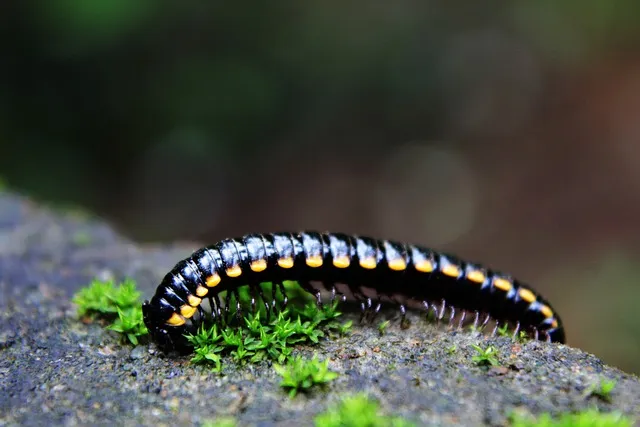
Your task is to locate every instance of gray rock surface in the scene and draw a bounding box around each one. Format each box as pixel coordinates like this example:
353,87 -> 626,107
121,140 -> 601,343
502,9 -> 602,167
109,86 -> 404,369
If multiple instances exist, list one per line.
0,192 -> 638,426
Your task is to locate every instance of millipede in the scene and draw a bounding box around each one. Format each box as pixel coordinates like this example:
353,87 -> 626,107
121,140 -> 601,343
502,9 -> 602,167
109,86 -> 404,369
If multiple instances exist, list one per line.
142,231 -> 565,352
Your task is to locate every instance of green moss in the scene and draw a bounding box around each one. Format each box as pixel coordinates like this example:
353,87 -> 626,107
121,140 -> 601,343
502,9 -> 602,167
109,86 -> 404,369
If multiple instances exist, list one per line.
509,408 -> 634,427
202,417 -> 237,427
72,278 -> 148,345
584,378 -> 617,403
314,393 -> 416,427
496,324 -> 528,343
471,344 -> 500,367
274,354 -> 338,397
378,320 -> 391,335
186,287 -> 352,372
107,307 -> 147,345
497,324 -> 511,338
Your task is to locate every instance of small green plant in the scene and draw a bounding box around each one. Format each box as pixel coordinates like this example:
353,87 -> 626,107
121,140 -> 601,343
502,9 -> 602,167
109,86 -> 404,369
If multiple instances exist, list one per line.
202,417 -> 237,427
471,344 -> 500,367
517,330 -> 528,342
274,354 -> 338,397
497,324 -> 511,338
378,320 -> 390,335
338,320 -> 353,335
509,408 -> 633,427
186,296 -> 352,372
108,308 -> 148,345
447,344 -> 457,354
584,378 -> 617,403
72,278 -> 148,345
314,393 -> 416,427
73,278 -> 141,316
495,324 -> 528,343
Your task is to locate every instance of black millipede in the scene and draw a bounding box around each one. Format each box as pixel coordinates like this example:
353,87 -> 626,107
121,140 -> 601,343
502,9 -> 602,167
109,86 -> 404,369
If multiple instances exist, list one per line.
142,231 -> 565,352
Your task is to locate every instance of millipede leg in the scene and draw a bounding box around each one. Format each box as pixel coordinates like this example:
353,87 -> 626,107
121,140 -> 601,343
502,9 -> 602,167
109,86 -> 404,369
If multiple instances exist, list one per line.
224,291 -> 233,317
373,299 -> 382,314
430,303 -> 439,320
367,298 -> 382,323
362,297 -> 374,323
457,310 -> 467,329
249,285 -> 258,314
438,300 -> 446,321
545,331 -> 551,343
359,298 -> 367,323
255,285 -> 271,318
208,294 -> 222,323
421,301 -> 430,321
270,283 -> 281,313
512,321 -> 521,339
197,305 -> 206,321
330,286 -> 346,306
472,311 -> 480,329
491,322 -> 499,337
481,314 -> 491,329
277,282 -> 288,308
208,296 -> 216,322
299,281 -> 322,307
399,304 -> 411,329
448,306 -> 456,326
533,328 -> 539,341
233,289 -> 243,321
214,294 -> 224,323
159,329 -> 175,352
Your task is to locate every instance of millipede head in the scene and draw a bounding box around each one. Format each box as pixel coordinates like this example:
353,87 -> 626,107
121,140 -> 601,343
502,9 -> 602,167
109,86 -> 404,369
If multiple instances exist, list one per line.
142,300 -> 170,348
142,300 -> 192,353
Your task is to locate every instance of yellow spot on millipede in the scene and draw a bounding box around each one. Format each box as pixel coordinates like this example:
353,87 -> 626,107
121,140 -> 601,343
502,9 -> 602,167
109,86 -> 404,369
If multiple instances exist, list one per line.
226,265 -> 242,277
206,274 -> 221,288
441,264 -> 461,278
195,285 -> 209,297
278,257 -> 294,269
518,288 -> 536,304
250,259 -> 267,272
466,270 -> 486,283
388,258 -> 406,271
493,277 -> 513,292
333,256 -> 350,268
306,255 -> 323,268
551,320 -> 559,328
187,295 -> 202,307
166,312 -> 185,326
359,257 -> 377,270
539,304 -> 554,319
180,304 -> 197,318
415,260 -> 434,273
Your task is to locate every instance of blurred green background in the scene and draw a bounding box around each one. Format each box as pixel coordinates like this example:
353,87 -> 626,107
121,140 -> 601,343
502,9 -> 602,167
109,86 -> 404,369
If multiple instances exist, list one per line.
2,1 -> 640,374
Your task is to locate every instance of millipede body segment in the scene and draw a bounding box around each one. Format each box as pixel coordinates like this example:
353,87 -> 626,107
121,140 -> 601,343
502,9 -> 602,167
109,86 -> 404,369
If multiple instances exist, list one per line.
142,232 -> 565,352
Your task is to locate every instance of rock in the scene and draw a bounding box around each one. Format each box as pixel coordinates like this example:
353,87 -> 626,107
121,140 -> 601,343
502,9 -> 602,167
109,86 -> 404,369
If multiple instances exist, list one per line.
130,346 -> 147,361
0,192 -> 638,426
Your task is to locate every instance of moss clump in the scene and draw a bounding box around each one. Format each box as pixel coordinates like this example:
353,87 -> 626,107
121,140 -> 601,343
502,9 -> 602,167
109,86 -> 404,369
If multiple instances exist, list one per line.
72,278 -> 148,345
314,393 -> 415,427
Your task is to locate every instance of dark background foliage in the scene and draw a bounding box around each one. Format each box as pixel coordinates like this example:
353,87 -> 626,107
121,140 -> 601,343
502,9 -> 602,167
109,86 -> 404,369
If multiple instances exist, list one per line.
2,1 -> 640,373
